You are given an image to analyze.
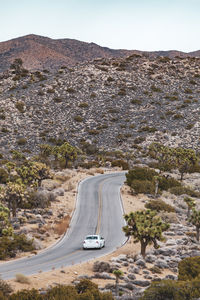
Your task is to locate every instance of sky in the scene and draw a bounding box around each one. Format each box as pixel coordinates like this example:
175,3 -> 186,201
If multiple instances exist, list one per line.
0,0 -> 199,52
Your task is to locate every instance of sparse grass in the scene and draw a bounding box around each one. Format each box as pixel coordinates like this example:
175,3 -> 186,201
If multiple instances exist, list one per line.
15,273 -> 30,284
54,215 -> 71,235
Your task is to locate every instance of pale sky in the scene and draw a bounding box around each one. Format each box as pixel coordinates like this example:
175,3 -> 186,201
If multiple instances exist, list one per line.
0,0 -> 199,52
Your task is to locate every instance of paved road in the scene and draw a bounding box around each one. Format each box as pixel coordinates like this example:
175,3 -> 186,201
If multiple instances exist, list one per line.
0,172 -> 127,279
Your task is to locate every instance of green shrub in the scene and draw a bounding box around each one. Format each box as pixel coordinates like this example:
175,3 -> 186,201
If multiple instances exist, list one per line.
15,101 -> 25,113
131,179 -> 155,194
131,99 -> 142,104
178,256 -> 200,281
0,279 -> 13,296
151,85 -> 162,92
145,199 -> 175,212
17,138 -> 27,146
170,186 -> 200,198
0,234 -> 34,260
79,102 -> 89,108
111,159 -> 129,170
0,168 -> 9,183
74,115 -> 83,122
141,279 -> 200,300
149,266 -> 162,274
45,285 -> 78,300
126,167 -> 158,186
158,176 -> 181,191
9,289 -> 42,300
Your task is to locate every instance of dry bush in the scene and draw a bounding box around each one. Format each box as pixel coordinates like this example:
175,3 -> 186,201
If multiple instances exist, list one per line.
54,174 -> 71,182
54,215 -> 71,235
94,168 -> 104,174
87,171 -> 95,176
158,212 -> 178,223
15,273 -> 30,284
66,181 -> 75,191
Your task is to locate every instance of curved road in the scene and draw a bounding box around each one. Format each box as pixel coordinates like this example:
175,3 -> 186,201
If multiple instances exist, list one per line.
0,172 -> 127,279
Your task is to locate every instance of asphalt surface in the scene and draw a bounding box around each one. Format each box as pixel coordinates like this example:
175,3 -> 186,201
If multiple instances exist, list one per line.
0,172 -> 127,279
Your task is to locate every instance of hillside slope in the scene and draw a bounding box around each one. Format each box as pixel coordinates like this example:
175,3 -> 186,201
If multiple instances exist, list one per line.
0,54 -> 199,157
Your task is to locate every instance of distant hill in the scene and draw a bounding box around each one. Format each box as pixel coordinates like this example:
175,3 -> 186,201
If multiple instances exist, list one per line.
0,34 -> 199,72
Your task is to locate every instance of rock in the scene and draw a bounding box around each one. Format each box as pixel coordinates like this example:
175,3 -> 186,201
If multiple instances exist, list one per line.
145,254 -> 157,263
132,280 -> 150,287
41,179 -> 60,191
128,267 -> 140,274
135,259 -> 146,267
155,247 -> 177,256
53,188 -> 65,196
94,272 -> 113,279
154,259 -> 169,269
127,273 -> 136,280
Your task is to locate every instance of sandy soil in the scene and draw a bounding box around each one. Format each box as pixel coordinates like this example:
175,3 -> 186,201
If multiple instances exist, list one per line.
7,168 -> 174,291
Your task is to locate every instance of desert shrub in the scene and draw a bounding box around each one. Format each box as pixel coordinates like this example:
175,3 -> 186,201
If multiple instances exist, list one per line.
151,85 -> 162,92
0,280 -> 13,296
88,129 -> 100,135
111,159 -> 129,170
45,285 -> 78,300
174,113 -> 183,119
141,279 -> 200,300
170,186 -> 200,198
53,97 -> 62,103
74,115 -> 83,122
131,99 -> 142,104
131,179 -> 155,194
139,126 -> 157,133
158,212 -> 178,223
54,215 -> 70,235
47,88 -> 55,93
158,176 -> 181,191
126,167 -> 158,186
79,102 -> 88,108
149,266 -> 162,274
0,168 -> 9,183
184,88 -> 193,94
75,279 -> 110,300
93,261 -> 111,273
17,137 -> 27,146
188,163 -> 200,173
9,289 -> 42,300
15,273 -> 30,284
178,256 -> 200,281
0,234 -> 34,260
15,101 -> 25,113
145,199 -> 175,213
79,161 -> 100,169
134,136 -> 146,144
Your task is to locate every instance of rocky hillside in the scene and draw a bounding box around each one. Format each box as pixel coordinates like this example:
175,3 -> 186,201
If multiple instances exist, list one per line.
0,34 -> 200,73
0,54 -> 199,157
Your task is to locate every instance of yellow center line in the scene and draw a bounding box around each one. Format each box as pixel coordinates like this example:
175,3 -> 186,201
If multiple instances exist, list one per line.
96,179 -> 106,234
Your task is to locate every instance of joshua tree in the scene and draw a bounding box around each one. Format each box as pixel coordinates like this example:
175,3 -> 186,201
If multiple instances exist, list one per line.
123,210 -> 169,258
184,196 -> 196,218
113,269 -> 123,296
189,209 -> 200,242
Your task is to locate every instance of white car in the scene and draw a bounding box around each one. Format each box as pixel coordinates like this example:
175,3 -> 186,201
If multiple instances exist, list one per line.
83,235 -> 105,249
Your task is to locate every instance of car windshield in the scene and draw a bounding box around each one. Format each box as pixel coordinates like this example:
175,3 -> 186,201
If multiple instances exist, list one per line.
86,236 -> 98,240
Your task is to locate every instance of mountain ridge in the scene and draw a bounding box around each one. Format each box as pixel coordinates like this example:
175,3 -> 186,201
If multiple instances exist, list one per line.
0,34 -> 199,72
